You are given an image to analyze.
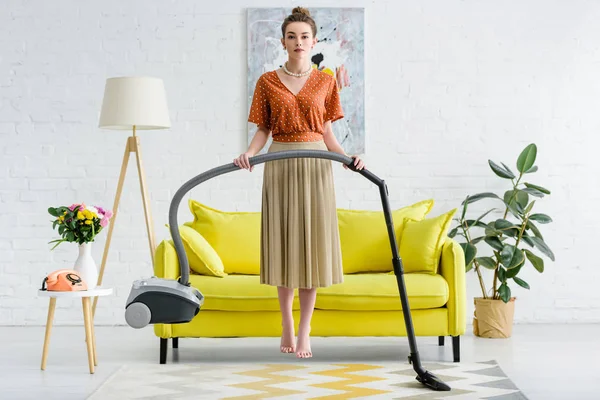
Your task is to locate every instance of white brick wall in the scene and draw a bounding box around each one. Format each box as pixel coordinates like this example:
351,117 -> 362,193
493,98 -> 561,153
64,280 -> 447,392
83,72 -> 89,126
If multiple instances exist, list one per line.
1,0 -> 599,326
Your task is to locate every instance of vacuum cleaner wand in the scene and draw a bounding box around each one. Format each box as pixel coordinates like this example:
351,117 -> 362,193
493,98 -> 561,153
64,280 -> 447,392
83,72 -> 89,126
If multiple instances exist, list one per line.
164,150 -> 450,392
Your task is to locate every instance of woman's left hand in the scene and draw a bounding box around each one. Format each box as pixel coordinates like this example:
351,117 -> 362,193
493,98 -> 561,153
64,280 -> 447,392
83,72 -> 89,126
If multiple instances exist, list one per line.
343,155 -> 365,170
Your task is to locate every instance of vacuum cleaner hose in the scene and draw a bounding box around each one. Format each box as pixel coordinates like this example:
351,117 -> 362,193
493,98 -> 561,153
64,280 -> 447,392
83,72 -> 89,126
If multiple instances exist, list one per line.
168,150 -> 380,287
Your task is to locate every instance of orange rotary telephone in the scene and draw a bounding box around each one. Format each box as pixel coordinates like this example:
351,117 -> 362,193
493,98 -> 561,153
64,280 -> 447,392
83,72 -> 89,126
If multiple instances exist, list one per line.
41,269 -> 88,291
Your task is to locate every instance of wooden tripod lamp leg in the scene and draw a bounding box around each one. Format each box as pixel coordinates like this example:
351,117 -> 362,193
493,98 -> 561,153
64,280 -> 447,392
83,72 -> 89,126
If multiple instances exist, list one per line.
92,131 -> 158,317
92,137 -> 131,317
132,136 -> 157,265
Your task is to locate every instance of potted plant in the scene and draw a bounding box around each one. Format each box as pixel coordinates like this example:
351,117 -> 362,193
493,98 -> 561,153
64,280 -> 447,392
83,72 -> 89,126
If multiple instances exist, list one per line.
449,143 -> 555,338
48,203 -> 113,289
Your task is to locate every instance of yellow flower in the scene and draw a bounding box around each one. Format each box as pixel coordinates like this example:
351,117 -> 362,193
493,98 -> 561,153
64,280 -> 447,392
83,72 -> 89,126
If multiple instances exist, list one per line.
84,209 -> 97,220
77,211 -> 84,220
84,220 -> 92,225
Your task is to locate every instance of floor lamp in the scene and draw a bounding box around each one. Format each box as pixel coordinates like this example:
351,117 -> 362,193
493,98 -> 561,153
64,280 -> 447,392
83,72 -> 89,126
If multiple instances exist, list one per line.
93,76 -> 171,316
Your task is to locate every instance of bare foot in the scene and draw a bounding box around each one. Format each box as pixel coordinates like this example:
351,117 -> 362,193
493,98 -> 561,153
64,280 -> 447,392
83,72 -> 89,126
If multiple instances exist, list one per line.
280,322 -> 296,353
295,326 -> 312,358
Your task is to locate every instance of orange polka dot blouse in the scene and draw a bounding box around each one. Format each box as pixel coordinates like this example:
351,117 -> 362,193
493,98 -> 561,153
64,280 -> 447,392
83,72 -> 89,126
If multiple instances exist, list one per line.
248,69 -> 344,142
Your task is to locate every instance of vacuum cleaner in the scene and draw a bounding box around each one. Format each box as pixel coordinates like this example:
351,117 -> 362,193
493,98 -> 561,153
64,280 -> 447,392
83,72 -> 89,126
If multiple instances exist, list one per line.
124,150 -> 451,392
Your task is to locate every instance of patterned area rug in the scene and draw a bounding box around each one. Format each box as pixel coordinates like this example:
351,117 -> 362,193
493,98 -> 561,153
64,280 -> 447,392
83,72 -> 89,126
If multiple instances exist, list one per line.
89,360 -> 527,399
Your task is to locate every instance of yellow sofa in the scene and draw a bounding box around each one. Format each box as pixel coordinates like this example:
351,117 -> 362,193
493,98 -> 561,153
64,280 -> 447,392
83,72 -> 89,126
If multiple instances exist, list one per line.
153,199 -> 466,364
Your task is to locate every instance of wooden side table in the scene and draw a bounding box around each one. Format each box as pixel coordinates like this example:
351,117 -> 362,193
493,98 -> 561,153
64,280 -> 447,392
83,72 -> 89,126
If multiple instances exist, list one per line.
38,287 -> 113,374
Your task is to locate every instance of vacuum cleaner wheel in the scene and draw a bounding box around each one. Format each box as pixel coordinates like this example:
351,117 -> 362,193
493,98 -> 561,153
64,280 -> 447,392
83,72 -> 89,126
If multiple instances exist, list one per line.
125,302 -> 151,329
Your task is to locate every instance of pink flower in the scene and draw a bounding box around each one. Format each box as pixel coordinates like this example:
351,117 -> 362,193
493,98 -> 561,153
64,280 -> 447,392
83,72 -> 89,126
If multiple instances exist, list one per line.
100,217 -> 109,227
95,206 -> 113,219
69,203 -> 83,211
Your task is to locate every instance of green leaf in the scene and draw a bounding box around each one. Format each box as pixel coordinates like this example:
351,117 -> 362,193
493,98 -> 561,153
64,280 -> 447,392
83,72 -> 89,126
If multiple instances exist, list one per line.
521,187 -> 545,198
525,165 -> 538,174
521,233 -> 534,247
495,219 -> 520,230
498,282 -> 512,303
494,219 -> 520,237
460,243 -> 477,267
517,143 -> 537,173
484,220 -> 503,236
498,266 -> 507,282
506,264 -> 522,279
475,208 -> 497,224
476,256 -> 496,269
529,213 -> 552,224
524,249 -> 545,272
500,244 -> 525,269
503,190 -> 523,219
489,160 -> 515,179
448,227 -> 458,238
462,192 -> 502,205
501,162 -> 516,178
524,182 -> 550,195
529,237 -> 555,261
466,260 -> 474,272
516,190 -> 529,210
524,200 -> 536,215
464,219 -> 490,229
49,239 -> 66,251
485,236 -> 504,251
471,236 -> 486,244
48,207 -> 60,217
526,220 -> 544,239
461,196 -> 469,220
513,276 -> 530,289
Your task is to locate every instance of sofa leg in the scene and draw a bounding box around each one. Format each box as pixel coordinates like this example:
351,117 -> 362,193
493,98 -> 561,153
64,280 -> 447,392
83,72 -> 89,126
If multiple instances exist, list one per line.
438,336 -> 445,346
173,337 -> 179,349
452,336 -> 460,362
160,338 -> 168,364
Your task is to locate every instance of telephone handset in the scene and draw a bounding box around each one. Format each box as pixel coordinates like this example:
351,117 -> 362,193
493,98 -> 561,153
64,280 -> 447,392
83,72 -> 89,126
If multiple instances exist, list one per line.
41,269 -> 88,291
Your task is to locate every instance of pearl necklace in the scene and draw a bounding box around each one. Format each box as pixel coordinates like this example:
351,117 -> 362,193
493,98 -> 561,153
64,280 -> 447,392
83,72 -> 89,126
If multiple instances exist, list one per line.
283,62 -> 312,77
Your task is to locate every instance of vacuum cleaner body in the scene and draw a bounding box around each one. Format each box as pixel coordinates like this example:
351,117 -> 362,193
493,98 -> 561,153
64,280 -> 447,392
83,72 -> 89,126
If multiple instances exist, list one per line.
125,276 -> 204,329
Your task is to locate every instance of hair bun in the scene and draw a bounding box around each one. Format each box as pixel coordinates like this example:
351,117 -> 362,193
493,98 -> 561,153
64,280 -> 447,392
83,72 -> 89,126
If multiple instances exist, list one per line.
292,7 -> 311,17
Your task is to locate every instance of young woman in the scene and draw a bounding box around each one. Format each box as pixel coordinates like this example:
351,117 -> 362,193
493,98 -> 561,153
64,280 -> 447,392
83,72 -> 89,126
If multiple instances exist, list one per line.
234,6 -> 364,359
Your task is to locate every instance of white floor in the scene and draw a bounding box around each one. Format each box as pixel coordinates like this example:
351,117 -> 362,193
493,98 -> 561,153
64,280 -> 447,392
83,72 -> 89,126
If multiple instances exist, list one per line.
0,324 -> 597,400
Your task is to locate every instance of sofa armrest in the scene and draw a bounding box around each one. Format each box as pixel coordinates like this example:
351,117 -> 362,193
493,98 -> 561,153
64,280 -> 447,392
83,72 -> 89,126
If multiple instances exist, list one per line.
154,239 -> 181,281
440,237 -> 467,336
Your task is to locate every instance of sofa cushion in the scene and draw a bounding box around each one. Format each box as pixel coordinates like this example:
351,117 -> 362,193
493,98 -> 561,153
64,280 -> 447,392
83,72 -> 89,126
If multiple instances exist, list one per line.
178,225 -> 227,277
400,208 -> 457,274
188,274 -> 300,311
315,273 -> 449,311
185,200 -> 261,275
189,272 -> 448,312
337,200 -> 434,274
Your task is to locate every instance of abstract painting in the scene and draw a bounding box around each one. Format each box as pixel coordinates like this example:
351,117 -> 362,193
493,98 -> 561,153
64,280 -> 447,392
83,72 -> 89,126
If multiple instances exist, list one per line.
247,7 -> 365,154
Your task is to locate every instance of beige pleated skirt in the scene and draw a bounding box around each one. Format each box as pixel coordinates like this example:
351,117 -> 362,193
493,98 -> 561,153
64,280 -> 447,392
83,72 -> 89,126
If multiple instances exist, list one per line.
260,140 -> 344,289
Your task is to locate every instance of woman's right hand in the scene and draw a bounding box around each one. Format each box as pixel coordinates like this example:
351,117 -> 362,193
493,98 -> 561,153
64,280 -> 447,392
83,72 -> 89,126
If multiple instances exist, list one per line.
233,152 -> 255,172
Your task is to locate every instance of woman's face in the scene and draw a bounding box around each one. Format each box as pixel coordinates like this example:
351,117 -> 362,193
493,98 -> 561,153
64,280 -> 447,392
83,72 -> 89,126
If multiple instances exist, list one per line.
282,22 -> 317,60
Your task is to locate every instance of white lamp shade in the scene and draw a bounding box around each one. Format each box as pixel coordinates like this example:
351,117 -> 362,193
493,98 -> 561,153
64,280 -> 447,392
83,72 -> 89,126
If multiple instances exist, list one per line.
99,76 -> 171,130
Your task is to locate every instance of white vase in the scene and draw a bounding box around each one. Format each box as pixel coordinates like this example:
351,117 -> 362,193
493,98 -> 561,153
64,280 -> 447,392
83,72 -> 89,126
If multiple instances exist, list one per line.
73,242 -> 98,289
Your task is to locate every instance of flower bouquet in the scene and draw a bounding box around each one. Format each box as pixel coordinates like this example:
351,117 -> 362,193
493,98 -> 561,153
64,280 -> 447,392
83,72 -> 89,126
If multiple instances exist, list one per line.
48,203 -> 113,289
